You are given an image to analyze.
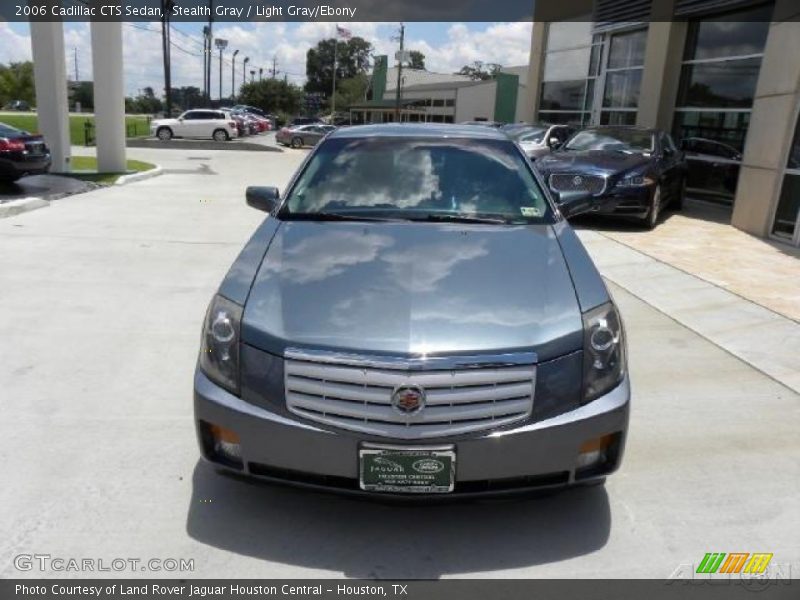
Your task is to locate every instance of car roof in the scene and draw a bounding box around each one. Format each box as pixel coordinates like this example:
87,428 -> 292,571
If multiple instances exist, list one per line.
583,125 -> 658,134
327,123 -> 509,141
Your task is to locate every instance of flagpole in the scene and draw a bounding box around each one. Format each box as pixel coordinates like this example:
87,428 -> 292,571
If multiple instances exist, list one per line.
331,24 -> 337,117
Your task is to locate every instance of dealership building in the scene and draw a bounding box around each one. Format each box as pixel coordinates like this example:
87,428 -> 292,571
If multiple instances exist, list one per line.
351,57 -> 528,125
522,0 -> 800,246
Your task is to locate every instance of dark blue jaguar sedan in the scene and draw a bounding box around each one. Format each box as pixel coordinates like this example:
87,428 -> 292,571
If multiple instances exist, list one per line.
194,124 -> 629,498
536,126 -> 687,229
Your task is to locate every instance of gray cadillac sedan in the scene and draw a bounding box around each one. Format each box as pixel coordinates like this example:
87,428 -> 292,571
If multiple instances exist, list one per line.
195,124 -> 629,497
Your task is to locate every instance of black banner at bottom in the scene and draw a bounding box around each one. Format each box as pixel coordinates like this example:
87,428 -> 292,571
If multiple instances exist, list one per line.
2,579 -> 798,600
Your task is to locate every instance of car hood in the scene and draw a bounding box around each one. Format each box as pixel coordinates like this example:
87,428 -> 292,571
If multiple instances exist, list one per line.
536,149 -> 650,176
241,221 -> 583,360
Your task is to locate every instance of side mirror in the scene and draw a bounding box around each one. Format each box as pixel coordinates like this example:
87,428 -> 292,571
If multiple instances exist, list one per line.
547,137 -> 561,149
246,186 -> 280,213
555,190 -> 593,219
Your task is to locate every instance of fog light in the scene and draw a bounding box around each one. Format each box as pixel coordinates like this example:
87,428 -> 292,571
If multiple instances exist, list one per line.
576,434 -> 615,470
209,424 -> 242,464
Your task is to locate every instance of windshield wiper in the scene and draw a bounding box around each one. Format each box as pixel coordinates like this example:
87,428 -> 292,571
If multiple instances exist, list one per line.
414,213 -> 510,225
281,212 -> 399,222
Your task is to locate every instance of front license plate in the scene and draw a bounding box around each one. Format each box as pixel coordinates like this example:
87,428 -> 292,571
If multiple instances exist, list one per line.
359,445 -> 455,494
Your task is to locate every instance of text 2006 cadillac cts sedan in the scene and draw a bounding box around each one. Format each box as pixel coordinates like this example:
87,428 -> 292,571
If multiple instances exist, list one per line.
194,124 -> 629,497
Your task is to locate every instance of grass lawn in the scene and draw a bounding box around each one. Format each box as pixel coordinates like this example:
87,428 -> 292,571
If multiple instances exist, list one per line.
67,156 -> 156,185
0,113 -> 151,145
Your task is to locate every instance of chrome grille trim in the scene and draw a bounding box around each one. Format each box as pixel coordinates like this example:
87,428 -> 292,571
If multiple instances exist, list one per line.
549,172 -> 607,196
284,350 -> 536,439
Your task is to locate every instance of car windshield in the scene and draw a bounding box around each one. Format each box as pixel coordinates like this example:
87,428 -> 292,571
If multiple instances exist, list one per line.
280,137 -> 552,224
512,127 -> 547,143
565,128 -> 653,153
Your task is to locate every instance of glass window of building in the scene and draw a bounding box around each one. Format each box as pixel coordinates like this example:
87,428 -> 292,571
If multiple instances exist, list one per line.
538,19 -> 597,126
772,110 -> 800,243
600,28 -> 647,125
673,4 -> 773,202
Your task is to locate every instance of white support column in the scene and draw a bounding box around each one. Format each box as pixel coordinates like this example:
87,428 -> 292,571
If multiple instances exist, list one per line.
90,21 -> 126,173
30,21 -> 71,173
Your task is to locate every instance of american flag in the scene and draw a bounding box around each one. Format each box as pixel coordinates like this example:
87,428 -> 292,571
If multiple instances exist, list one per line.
336,26 -> 352,39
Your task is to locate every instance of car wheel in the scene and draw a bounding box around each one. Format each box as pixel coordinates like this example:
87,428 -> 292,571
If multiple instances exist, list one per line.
213,129 -> 229,142
643,184 -> 662,230
291,137 -> 303,149
672,178 -> 686,211
156,127 -> 173,141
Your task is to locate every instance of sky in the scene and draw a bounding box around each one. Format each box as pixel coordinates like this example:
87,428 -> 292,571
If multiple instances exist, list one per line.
0,21 -> 532,97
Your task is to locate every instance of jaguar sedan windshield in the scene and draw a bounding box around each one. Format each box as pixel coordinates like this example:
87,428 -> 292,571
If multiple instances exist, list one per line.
279,137 -> 552,224
565,128 -> 654,153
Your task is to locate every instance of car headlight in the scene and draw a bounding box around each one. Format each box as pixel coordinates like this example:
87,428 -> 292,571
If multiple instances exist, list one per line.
582,302 -> 626,403
199,295 -> 242,395
616,175 -> 655,187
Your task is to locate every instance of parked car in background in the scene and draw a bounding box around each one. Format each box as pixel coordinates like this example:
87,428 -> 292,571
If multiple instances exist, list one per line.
150,109 -> 238,141
231,110 -> 259,135
0,122 -> 51,182
536,126 -> 687,229
461,120 -> 504,128
227,112 -> 249,137
194,123 -> 629,497
288,116 -> 323,127
276,124 -> 331,148
510,124 -> 576,161
679,137 -> 741,201
5,100 -> 31,111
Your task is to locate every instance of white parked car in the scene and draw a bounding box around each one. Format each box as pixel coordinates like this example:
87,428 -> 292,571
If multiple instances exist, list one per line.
150,109 -> 238,142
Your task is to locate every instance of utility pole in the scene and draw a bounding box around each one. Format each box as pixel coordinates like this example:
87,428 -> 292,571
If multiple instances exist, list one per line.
206,1 -> 213,105
202,27 -> 209,100
231,49 -> 239,101
73,47 -> 78,81
271,55 -> 278,78
215,38 -> 228,101
331,33 -> 338,115
394,23 -> 405,121
161,0 -> 174,116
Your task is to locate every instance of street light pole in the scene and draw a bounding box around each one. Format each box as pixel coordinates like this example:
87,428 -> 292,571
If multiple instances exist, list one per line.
231,49 -> 239,101
214,38 -> 228,101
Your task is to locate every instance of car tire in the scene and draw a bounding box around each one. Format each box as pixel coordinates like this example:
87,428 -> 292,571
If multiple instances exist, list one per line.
291,137 -> 303,149
643,184 -> 662,230
156,127 -> 173,141
213,129 -> 230,142
672,178 -> 686,211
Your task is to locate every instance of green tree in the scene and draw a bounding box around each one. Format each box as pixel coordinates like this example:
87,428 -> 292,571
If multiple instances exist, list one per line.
70,81 -> 94,110
305,37 -> 373,97
408,50 -> 426,70
457,61 -> 502,81
169,86 -> 203,110
238,78 -> 303,115
0,61 -> 36,107
332,73 -> 369,111
126,88 -> 163,115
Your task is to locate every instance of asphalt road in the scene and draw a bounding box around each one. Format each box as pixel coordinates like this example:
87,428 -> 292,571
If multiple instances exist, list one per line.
0,147 -> 797,579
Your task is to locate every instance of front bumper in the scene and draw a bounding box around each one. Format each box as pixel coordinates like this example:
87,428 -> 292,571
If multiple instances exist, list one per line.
194,368 -> 630,498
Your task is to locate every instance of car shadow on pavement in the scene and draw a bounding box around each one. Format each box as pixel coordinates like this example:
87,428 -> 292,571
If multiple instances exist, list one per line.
186,460 -> 611,578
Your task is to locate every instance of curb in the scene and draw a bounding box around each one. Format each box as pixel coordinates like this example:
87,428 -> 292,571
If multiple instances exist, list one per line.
115,166 -> 163,186
0,197 -> 49,219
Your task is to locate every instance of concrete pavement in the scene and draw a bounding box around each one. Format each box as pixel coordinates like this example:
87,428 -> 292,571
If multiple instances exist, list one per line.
0,147 -> 798,579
